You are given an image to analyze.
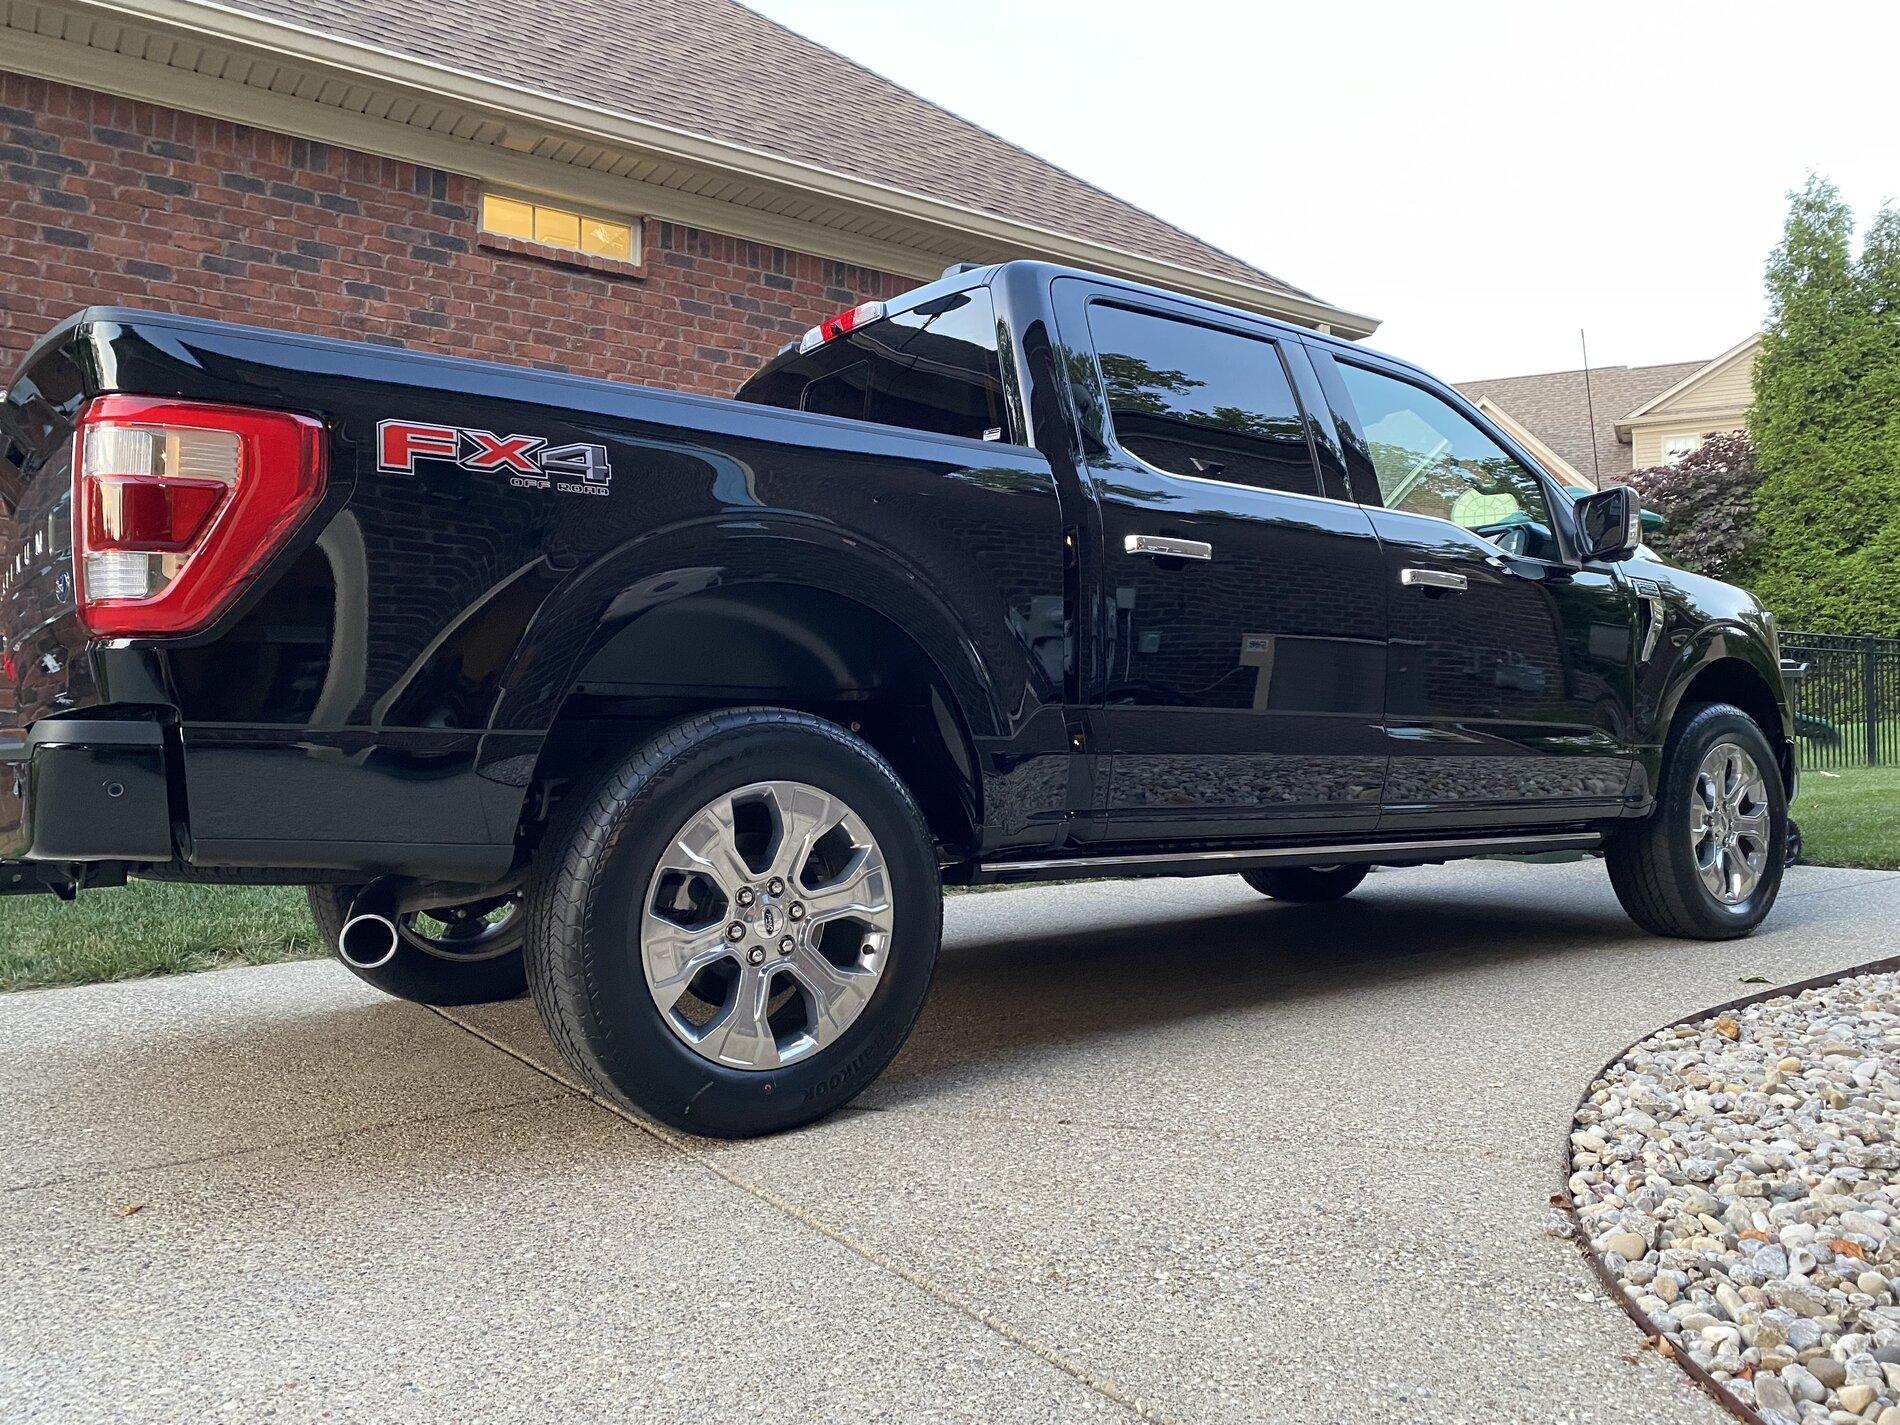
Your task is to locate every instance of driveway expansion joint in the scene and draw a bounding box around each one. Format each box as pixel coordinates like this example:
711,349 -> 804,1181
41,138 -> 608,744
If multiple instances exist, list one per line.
430,1005 -> 1178,1424
3,1087 -> 572,1196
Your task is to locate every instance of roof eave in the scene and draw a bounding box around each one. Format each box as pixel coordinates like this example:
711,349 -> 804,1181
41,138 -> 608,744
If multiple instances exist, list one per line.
1617,334 -> 1763,427
58,0 -> 1379,338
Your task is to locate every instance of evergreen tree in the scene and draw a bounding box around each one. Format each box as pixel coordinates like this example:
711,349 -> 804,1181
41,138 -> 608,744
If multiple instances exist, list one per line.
1852,207 -> 1900,621
1748,177 -> 1900,633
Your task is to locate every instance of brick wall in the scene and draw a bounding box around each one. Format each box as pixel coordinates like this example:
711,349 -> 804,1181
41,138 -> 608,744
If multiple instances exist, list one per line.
0,74 -> 913,394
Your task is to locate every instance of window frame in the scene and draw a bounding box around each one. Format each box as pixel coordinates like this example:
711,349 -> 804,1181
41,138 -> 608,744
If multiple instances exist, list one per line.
1661,433 -> 1701,465
478,190 -> 643,269
1081,295 -> 1332,504
1315,348 -> 1582,568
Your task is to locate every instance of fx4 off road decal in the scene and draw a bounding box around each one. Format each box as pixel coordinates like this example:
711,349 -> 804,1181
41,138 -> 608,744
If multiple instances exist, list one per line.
376,420 -> 613,496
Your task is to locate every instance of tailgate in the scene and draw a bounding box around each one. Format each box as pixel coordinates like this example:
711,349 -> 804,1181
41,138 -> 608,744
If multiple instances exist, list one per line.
0,317 -> 103,852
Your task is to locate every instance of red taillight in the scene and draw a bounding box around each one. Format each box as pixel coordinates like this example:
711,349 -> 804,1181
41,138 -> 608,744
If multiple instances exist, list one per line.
74,396 -> 326,637
796,299 -> 888,354
85,476 -> 230,553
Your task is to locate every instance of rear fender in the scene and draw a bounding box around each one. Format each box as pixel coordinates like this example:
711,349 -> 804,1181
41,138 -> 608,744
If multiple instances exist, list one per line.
485,517 -> 1009,742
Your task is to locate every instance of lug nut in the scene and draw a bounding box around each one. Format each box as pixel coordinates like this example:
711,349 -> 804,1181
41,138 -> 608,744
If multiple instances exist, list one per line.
766,876 -> 785,896
726,921 -> 746,942
787,902 -> 805,921
746,946 -> 766,965
778,936 -> 795,956
735,887 -> 756,908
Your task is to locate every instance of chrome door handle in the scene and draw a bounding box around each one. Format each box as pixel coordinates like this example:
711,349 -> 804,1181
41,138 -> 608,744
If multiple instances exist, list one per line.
1124,533 -> 1212,561
1399,568 -> 1468,592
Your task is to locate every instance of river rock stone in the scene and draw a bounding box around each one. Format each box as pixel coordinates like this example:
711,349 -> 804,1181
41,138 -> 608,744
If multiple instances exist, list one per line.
1807,1356 -> 1846,1390
1837,1381 -> 1878,1413
1568,973 -> 1900,1425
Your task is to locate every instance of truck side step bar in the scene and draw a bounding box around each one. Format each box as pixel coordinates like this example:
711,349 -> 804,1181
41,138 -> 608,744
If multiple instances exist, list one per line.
974,831 -> 1605,884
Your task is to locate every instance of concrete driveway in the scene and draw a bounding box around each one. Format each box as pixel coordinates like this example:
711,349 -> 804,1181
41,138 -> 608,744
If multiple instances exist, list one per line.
5,859 -> 1899,1424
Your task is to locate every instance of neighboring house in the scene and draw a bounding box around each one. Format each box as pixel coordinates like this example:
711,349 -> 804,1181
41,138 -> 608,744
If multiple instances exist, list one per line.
0,0 -> 1375,399
1457,334 -> 1759,487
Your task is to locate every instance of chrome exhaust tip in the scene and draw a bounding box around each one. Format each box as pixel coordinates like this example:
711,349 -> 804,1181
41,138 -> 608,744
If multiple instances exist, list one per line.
338,910 -> 400,970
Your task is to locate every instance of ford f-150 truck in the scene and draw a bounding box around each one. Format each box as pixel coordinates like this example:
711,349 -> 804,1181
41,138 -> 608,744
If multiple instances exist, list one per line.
0,261 -> 1794,1136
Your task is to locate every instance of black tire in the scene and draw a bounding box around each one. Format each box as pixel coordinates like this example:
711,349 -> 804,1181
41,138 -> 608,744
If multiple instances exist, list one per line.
1240,864 -> 1369,902
308,886 -> 528,1005
524,707 -> 941,1138
1606,702 -> 1787,940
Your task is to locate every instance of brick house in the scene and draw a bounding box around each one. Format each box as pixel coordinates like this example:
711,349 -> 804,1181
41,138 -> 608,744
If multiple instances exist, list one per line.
0,0 -> 1375,400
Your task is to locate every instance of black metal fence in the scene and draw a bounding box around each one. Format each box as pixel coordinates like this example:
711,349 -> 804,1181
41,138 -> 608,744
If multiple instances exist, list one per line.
1782,632 -> 1900,770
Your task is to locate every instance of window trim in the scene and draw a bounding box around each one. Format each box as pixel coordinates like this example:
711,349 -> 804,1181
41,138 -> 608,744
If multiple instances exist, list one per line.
1660,433 -> 1701,465
1317,348 -> 1582,568
1081,296 -> 1337,506
478,189 -> 644,275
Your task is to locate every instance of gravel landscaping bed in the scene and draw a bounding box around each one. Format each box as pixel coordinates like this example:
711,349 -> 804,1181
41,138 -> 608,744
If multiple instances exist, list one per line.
1570,969 -> 1900,1425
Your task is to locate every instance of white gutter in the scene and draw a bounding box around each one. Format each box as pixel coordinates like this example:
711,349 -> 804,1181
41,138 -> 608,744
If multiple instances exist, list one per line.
61,0 -> 1380,337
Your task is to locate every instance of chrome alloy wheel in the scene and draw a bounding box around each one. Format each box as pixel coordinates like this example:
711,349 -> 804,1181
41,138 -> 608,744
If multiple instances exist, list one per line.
641,780 -> 894,1071
1691,741 -> 1771,905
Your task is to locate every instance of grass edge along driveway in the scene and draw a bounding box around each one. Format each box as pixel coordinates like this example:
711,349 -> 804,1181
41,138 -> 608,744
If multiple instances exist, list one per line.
0,882 -> 318,991
1,761 -> 1894,991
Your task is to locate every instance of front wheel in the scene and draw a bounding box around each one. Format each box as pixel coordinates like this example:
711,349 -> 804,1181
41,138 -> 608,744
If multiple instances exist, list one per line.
1240,863 -> 1369,902
524,708 -> 942,1138
1606,702 -> 1787,939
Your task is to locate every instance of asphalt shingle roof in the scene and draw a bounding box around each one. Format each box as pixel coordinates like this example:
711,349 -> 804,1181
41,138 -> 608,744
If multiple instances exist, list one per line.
218,0 -> 1302,295
1457,360 -> 1706,483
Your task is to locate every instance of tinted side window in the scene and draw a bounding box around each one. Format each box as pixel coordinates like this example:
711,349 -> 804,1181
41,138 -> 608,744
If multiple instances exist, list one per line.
736,287 -> 1007,442
1334,362 -> 1558,559
1086,304 -> 1317,496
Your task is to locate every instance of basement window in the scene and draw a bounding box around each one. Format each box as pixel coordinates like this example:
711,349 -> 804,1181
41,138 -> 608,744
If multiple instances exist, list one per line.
481,193 -> 638,264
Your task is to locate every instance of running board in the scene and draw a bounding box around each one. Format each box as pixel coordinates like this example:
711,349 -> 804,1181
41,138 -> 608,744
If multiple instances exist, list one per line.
974,831 -> 1604,884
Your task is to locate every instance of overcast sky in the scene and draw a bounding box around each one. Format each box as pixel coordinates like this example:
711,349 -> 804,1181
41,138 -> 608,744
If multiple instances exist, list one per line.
746,0 -> 1899,381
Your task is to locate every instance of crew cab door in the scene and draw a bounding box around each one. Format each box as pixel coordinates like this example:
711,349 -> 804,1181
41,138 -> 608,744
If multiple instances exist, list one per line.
1310,351 -> 1639,829
1051,279 -> 1388,840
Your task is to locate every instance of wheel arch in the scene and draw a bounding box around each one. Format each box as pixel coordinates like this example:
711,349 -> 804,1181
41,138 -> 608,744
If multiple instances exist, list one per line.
498,545 -> 993,856
1657,627 -> 1794,792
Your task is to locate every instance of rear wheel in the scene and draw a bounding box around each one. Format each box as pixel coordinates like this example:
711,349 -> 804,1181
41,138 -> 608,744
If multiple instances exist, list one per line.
524,708 -> 941,1138
308,886 -> 528,1005
1240,863 -> 1369,902
1606,702 -> 1786,939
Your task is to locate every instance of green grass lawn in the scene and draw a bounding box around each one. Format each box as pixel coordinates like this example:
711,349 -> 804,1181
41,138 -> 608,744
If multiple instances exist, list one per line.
1795,763 -> 1900,872
0,882 -> 320,992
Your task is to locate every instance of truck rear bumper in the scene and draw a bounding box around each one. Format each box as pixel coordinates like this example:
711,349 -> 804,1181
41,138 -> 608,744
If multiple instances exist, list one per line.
0,719 -> 174,864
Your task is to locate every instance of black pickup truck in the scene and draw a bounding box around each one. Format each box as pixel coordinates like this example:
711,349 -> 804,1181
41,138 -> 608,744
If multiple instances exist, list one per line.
0,260 -> 1793,1135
